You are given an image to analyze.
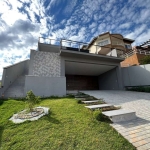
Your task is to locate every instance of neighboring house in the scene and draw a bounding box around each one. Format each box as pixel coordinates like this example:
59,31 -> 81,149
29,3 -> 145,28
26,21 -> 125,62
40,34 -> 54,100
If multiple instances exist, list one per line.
0,33 -> 132,98
121,39 -> 150,67
83,32 -> 134,57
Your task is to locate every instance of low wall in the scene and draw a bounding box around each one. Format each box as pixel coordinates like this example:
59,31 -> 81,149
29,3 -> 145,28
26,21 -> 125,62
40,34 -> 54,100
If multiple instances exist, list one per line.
24,76 -> 66,97
122,64 -> 150,86
1,60 -> 29,93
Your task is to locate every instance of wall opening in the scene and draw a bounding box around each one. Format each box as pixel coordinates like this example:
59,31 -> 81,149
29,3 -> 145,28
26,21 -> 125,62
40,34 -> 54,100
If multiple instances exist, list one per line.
66,75 -> 99,90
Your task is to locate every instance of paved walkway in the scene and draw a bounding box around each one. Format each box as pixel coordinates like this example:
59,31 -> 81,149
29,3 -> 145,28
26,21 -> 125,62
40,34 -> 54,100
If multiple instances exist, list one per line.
82,90 -> 150,150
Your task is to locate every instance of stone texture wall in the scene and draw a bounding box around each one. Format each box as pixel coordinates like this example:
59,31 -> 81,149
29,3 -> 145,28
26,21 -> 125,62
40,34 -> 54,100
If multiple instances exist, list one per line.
32,51 -> 61,77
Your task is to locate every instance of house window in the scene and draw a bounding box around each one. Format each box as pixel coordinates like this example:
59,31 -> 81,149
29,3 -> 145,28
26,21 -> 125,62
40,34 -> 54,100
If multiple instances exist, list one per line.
98,40 -> 109,46
125,44 -> 132,49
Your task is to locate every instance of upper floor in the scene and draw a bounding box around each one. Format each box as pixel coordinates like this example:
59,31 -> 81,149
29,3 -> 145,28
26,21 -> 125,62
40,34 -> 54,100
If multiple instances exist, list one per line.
84,32 -> 134,57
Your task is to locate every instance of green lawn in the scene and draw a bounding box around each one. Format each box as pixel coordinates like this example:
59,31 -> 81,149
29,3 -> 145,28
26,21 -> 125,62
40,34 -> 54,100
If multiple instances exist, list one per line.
0,98 -> 135,150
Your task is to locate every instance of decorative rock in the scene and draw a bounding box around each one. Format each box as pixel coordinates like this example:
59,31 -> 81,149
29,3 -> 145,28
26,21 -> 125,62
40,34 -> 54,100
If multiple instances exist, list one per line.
9,106 -> 49,124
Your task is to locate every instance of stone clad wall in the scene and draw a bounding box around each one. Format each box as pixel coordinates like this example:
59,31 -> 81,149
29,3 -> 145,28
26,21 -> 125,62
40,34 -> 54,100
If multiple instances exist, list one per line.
32,51 -> 61,77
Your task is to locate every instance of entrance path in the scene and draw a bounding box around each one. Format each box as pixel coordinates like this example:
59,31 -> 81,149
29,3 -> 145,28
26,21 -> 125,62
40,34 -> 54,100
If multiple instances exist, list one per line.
82,90 -> 150,150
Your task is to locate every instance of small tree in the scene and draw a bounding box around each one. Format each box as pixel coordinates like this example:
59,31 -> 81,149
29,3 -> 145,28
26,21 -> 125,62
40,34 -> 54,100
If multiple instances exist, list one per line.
140,56 -> 150,65
26,91 -> 40,112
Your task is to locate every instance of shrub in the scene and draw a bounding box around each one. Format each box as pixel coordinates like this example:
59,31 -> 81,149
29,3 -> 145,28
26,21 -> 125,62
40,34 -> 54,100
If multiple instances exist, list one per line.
137,86 -> 145,92
129,86 -> 150,93
93,110 -> 104,121
140,56 -> 150,65
66,94 -> 75,98
145,87 -> 150,92
26,91 -> 41,112
77,99 -> 82,104
78,92 -> 86,95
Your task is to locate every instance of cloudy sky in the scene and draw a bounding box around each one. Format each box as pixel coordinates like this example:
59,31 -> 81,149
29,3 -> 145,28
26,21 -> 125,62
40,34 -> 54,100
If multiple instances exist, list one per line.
0,0 -> 150,79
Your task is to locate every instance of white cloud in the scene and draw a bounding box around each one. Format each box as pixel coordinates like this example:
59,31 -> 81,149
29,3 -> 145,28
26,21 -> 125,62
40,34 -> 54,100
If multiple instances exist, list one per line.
89,22 -> 97,29
63,0 -> 77,14
1,10 -> 27,26
134,29 -> 150,45
125,24 -> 147,40
140,9 -> 150,22
0,1 -> 11,14
119,23 -> 131,29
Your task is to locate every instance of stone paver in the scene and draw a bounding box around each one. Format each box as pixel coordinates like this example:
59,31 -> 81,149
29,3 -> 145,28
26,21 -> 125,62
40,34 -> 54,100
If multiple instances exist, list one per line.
82,90 -> 150,150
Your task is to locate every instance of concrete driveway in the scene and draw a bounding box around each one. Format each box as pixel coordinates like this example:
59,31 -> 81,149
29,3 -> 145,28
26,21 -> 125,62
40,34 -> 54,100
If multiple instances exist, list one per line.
82,90 -> 150,150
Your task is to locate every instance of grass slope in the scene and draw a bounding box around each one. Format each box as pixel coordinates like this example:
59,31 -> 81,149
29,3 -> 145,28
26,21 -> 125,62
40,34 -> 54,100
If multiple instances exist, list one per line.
0,98 -> 135,150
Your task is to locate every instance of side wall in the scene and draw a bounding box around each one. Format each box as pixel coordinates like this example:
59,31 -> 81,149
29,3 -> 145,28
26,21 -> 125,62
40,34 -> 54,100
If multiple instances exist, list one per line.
24,76 -> 66,97
98,67 -> 120,90
1,60 -> 29,93
122,64 -> 150,86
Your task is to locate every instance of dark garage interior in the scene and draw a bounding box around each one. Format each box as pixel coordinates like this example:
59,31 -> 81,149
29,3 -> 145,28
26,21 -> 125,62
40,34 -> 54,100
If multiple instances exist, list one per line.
66,75 -> 99,90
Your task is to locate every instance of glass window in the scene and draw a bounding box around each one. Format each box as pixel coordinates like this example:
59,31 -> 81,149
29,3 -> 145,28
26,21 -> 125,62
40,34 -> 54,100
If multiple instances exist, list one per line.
125,44 -> 131,49
98,40 -> 109,46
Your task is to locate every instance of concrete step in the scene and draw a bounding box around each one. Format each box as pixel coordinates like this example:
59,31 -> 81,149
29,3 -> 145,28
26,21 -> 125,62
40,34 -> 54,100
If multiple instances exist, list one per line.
85,104 -> 113,110
82,100 -> 100,104
102,109 -> 136,123
75,95 -> 89,98
75,96 -> 95,101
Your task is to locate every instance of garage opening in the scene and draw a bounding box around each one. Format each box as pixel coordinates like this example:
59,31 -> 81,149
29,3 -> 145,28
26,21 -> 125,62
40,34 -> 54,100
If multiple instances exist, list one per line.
65,61 -> 118,91
66,75 -> 99,90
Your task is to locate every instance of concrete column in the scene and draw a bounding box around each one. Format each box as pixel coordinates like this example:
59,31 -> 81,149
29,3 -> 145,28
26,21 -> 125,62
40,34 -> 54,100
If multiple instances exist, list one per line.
116,65 -> 124,90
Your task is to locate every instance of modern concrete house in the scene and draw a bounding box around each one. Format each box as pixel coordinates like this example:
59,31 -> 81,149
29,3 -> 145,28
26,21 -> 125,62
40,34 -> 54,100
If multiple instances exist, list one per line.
0,32 -> 132,98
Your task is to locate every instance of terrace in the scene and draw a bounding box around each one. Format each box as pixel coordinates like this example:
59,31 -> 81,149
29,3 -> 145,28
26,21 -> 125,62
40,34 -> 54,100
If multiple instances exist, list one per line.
38,37 -> 126,58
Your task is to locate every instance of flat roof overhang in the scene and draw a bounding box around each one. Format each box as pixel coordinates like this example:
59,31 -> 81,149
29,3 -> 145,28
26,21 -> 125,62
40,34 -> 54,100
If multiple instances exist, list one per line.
60,50 -> 123,76
60,49 -> 124,63
65,61 -> 116,76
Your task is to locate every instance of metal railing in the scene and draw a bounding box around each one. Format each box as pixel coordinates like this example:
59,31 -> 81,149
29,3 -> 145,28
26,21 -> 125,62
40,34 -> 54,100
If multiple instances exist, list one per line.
39,37 -> 126,58
39,37 -> 60,46
123,48 -> 150,58
60,39 -> 88,51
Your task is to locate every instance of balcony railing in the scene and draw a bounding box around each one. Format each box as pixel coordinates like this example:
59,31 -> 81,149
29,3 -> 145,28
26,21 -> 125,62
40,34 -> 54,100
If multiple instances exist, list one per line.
124,48 -> 150,58
39,37 -> 60,45
38,37 -> 126,58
